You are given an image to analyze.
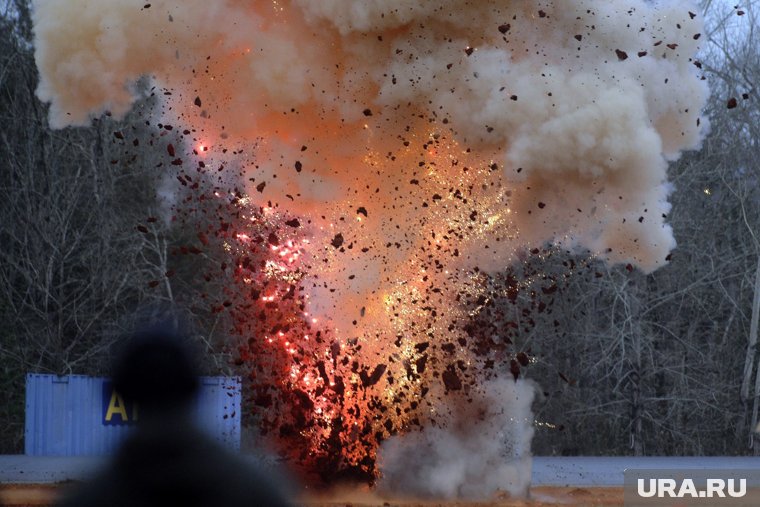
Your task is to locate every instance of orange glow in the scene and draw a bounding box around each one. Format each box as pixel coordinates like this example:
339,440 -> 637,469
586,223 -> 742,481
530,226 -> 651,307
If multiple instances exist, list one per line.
194,142 -> 208,155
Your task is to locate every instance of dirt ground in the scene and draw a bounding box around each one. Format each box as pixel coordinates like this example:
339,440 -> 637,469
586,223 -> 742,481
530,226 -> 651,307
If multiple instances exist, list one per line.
0,484 -> 624,506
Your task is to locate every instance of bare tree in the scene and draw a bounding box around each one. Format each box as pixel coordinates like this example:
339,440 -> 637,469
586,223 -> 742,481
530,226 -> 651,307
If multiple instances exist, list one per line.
0,5 -> 179,451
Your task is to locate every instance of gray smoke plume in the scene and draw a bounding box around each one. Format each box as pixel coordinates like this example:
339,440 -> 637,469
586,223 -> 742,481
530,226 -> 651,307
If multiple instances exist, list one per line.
377,377 -> 535,498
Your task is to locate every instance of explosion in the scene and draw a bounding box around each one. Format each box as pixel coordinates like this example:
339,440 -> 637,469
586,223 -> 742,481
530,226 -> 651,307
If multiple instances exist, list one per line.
32,0 -> 708,498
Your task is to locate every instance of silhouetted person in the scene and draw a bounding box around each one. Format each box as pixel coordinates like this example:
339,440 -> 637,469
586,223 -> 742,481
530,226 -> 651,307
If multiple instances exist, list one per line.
58,325 -> 294,507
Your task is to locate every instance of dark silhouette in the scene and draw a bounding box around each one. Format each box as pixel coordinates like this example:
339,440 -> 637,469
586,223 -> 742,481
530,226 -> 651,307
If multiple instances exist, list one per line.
57,324 -> 294,507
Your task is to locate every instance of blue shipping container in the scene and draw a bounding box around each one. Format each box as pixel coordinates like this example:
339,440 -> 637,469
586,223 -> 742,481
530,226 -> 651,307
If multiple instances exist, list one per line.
25,374 -> 241,456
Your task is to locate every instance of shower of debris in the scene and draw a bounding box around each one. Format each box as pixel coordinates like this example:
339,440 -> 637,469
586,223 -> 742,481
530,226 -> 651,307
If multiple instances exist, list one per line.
32,0 -> 708,496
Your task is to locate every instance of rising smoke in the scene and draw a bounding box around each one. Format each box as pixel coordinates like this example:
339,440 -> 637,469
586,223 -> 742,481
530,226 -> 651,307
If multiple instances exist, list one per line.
378,377 -> 535,498
32,0 -> 707,499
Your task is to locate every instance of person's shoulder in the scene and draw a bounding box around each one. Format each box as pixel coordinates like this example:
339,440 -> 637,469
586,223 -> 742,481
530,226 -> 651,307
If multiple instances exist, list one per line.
211,452 -> 296,507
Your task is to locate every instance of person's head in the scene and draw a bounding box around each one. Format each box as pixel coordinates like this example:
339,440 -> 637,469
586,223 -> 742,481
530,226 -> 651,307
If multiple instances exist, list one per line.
112,322 -> 200,417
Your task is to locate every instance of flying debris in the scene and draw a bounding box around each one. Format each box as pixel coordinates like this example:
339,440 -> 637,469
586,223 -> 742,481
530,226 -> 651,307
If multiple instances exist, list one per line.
32,0 -> 708,495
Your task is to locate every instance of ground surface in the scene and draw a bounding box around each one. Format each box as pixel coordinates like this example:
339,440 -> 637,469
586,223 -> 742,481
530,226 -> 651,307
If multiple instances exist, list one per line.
1,456 -> 758,506
0,483 -> 625,506
5,456 -> 759,484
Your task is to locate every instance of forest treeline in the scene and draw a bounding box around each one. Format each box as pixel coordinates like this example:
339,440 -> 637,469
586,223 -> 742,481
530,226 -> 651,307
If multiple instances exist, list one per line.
1,0 -> 759,457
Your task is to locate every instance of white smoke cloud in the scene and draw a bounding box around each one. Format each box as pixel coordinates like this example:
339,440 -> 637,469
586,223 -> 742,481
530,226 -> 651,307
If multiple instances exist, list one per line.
377,377 -> 535,499
32,0 -> 707,272
32,0 -> 708,499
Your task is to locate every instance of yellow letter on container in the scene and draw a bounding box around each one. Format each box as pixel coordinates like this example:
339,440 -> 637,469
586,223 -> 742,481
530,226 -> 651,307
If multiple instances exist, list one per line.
105,390 -> 128,422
